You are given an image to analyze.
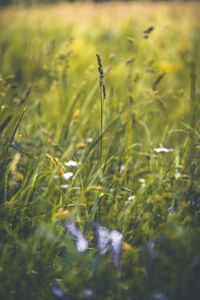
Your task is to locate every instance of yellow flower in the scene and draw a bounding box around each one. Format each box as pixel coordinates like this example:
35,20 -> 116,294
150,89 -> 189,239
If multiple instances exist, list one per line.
159,61 -> 180,72
122,242 -> 134,251
1,105 -> 5,111
53,208 -> 70,219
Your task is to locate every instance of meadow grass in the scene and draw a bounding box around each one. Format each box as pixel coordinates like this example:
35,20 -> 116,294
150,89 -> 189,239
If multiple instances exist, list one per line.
0,2 -> 200,299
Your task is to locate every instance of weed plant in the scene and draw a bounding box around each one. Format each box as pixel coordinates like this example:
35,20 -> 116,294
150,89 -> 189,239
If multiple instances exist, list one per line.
0,3 -> 200,300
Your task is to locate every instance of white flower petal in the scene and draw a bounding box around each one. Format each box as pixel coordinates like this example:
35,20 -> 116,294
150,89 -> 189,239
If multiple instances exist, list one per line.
76,234 -> 89,253
51,285 -> 64,298
128,196 -> 135,201
154,147 -> 173,153
120,165 -> 126,172
93,223 -> 110,255
83,288 -> 93,299
65,219 -> 88,253
63,172 -> 73,180
64,160 -> 77,167
60,184 -> 69,189
110,230 -> 123,269
93,222 -> 123,269
154,292 -> 168,300
86,137 -> 93,143
139,178 -> 145,183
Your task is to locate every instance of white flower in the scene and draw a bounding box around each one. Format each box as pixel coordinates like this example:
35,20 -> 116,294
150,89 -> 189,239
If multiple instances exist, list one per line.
93,222 -> 123,269
128,196 -> 135,201
168,206 -> 175,214
139,178 -> 145,183
120,165 -> 126,172
83,288 -> 93,298
60,184 -> 69,189
63,172 -> 73,180
175,172 -> 181,180
154,147 -> 173,153
125,195 -> 135,206
86,137 -> 93,143
139,178 -> 145,188
154,292 -> 168,300
65,219 -> 88,253
64,160 -> 77,167
76,234 -> 89,252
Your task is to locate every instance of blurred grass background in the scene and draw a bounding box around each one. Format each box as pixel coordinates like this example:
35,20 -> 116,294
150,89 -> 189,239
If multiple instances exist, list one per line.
0,2 -> 200,299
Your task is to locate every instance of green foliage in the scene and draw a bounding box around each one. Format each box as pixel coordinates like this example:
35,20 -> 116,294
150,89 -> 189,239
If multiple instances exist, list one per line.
0,3 -> 200,299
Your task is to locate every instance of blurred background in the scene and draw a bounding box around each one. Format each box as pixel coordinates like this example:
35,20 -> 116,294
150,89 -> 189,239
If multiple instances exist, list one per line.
1,0 -> 199,6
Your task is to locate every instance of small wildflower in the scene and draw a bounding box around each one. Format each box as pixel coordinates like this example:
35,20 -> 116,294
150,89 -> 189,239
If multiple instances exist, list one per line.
93,222 -> 123,270
168,206 -> 175,214
77,143 -> 86,149
159,60 -> 180,72
175,172 -> 181,180
146,239 -> 157,279
65,219 -> 88,253
190,198 -> 200,207
122,242 -> 133,251
60,184 -> 69,189
1,105 -> 5,111
63,172 -> 73,180
64,160 -> 77,167
120,165 -> 126,172
83,288 -> 93,299
51,285 -> 64,298
51,285 -> 70,299
154,292 -> 168,300
86,137 -> 93,143
54,208 -> 70,218
110,230 -> 123,270
154,147 -> 173,153
139,178 -> 145,184
103,136 -> 110,141
128,195 -> 135,201
74,109 -> 80,118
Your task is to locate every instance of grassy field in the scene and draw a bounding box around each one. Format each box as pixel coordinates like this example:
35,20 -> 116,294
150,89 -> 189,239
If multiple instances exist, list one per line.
0,2 -> 200,299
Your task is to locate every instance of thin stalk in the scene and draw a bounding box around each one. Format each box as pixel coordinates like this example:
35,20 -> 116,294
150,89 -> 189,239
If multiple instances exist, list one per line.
96,54 -> 106,220
100,84 -> 103,167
